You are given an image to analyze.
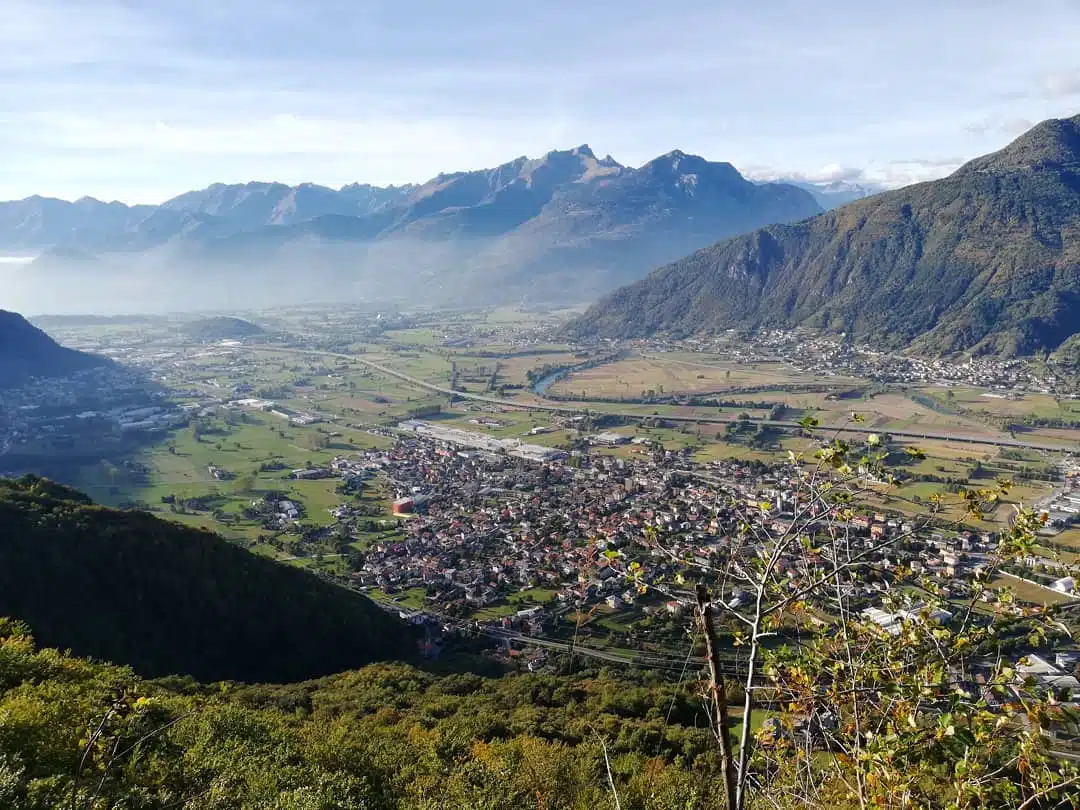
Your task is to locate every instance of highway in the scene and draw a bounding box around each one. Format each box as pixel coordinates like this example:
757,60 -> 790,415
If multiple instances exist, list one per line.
256,345 -> 1078,454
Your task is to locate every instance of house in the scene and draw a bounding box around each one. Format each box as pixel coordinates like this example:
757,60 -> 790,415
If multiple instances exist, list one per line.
1016,654 -> 1080,701
591,432 -> 629,446
207,465 -> 233,481
291,467 -> 332,480
1051,576 -> 1077,595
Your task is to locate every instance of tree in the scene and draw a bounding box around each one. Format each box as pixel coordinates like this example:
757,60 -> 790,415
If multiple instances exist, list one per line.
620,415 -> 1079,809
236,472 -> 257,494
305,432 -> 330,452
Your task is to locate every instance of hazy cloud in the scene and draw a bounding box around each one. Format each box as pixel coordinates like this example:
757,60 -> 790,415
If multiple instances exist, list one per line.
880,163 -> 958,187
793,165 -> 868,184
1041,72 -> 1080,97
888,157 -> 965,168
964,117 -> 1035,137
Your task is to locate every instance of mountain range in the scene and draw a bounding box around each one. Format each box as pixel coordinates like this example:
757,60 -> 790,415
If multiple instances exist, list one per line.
0,309 -> 106,389
1,146 -> 822,312
569,113 -> 1080,358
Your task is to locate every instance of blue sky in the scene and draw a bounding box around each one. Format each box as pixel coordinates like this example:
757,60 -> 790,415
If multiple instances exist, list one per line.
3,0 -> 1080,203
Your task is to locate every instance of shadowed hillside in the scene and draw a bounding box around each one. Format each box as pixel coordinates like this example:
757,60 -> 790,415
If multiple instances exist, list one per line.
0,476 -> 414,682
0,309 -> 106,389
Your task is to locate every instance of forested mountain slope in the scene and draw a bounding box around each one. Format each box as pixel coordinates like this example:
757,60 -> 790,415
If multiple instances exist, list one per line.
0,621 -> 726,809
569,113 -> 1080,357
0,477 -> 412,682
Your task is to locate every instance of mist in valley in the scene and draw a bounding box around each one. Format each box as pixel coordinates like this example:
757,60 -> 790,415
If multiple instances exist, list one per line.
0,234 -> 638,317
0,242 -> 470,316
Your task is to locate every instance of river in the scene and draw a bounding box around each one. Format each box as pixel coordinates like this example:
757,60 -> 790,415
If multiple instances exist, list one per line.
531,368 -> 571,396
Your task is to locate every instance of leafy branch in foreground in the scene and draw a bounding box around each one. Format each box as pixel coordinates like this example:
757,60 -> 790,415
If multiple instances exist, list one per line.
616,416 -> 1079,809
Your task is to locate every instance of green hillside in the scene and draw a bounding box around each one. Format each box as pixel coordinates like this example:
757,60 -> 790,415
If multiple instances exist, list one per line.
0,476 -> 412,682
179,316 -> 265,341
569,113 -> 1080,358
0,621 -> 726,810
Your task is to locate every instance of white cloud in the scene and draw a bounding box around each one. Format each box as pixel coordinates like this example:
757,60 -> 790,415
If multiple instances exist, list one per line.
790,164 -> 867,184
746,159 -> 962,191
964,117 -> 1036,137
877,162 -> 959,188
1042,72 -> 1080,98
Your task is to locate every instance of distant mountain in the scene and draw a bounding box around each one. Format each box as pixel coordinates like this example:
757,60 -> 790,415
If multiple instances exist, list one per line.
161,180 -> 416,228
180,316 -> 265,341
0,184 -> 414,254
0,196 -> 154,252
452,150 -> 823,301
167,146 -> 820,306
0,476 -> 413,682
0,310 -> 106,388
389,144 -> 625,238
568,114 -> 1080,358
782,179 -> 884,210
7,146 -> 821,310
175,144 -> 627,252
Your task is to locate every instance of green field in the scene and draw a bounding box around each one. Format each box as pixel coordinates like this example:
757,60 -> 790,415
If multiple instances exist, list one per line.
991,573 -> 1076,606
934,388 -> 1080,422
549,354 -> 832,399
1051,527 -> 1080,550
470,587 -> 563,621
78,411 -> 398,553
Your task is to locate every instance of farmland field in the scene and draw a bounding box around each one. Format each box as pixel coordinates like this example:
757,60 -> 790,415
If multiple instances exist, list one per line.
78,410 -> 397,548
932,388 -> 1080,421
991,572 -> 1077,605
548,354 -> 840,399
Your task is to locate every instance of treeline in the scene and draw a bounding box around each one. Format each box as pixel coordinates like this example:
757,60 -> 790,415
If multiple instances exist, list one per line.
545,389 -> 788,411
403,403 -> 443,419
1014,414 -> 1080,429
0,476 -> 413,683
546,383 -> 859,407
908,391 -> 961,416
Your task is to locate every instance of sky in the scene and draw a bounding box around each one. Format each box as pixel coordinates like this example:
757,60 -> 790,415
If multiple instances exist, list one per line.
3,0 -> 1080,204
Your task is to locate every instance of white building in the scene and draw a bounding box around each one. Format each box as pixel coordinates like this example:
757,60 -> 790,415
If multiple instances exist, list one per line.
1051,576 -> 1077,595
1017,655 -> 1080,701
